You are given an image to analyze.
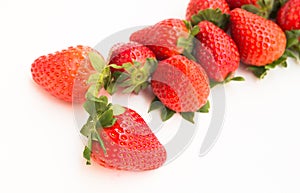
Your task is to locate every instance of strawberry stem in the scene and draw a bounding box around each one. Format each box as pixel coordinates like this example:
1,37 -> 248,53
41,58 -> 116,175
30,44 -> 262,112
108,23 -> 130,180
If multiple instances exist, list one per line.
110,58 -> 158,94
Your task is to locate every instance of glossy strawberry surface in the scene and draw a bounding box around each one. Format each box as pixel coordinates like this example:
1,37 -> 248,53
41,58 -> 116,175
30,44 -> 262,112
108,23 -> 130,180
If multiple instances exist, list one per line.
195,21 -> 240,82
230,8 -> 286,66
31,45 -> 98,102
186,0 -> 230,21
277,0 -> 300,31
91,108 -> 167,171
108,42 -> 156,72
226,0 -> 257,9
130,19 -> 190,60
151,55 -> 210,112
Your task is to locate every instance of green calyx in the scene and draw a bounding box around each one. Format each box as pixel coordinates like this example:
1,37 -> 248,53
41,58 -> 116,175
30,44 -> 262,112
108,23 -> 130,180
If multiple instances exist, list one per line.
110,58 -> 158,94
80,95 -> 125,165
190,8 -> 230,29
177,20 -> 199,61
210,73 -> 245,88
242,0 -> 275,19
81,52 -> 126,165
247,55 -> 288,79
285,30 -> 300,60
86,52 -> 113,97
269,0 -> 288,18
148,97 -> 210,123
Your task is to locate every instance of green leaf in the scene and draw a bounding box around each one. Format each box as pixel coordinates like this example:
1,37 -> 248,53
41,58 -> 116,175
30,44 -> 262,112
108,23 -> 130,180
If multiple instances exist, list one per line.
148,98 -> 164,112
230,76 -> 245,82
83,146 -> 91,165
191,25 -> 200,36
88,52 -> 106,72
191,8 -> 230,29
183,20 -> 192,30
284,49 -> 298,60
87,73 -> 101,84
109,64 -> 124,69
112,59 -> 157,94
242,4 -> 260,14
242,0 -> 275,18
91,130 -> 107,154
80,116 -> 94,137
161,107 -> 176,122
98,109 -> 115,128
197,101 -> 210,113
247,66 -> 268,79
210,74 -> 245,88
287,37 -> 299,49
181,112 -> 195,123
112,104 -> 125,116
142,58 -> 158,75
106,82 -> 117,95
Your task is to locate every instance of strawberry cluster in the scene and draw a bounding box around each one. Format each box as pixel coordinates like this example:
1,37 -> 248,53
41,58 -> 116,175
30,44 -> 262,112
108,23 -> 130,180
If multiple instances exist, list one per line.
31,0 -> 300,171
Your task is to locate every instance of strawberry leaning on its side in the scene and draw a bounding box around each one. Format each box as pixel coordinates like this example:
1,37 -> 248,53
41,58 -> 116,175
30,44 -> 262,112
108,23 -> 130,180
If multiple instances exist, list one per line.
107,42 -> 158,94
194,21 -> 240,82
151,55 -> 210,113
277,0 -> 300,31
230,9 -> 286,67
186,0 -> 230,21
81,96 -> 166,171
31,46 -> 103,102
130,19 -> 192,60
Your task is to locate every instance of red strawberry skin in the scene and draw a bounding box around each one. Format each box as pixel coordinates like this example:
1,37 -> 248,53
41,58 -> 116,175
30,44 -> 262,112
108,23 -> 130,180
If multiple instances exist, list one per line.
195,21 -> 240,82
151,55 -> 210,112
31,46 -> 99,102
277,0 -> 300,31
130,19 -> 189,60
230,8 -> 286,66
186,0 -> 230,21
226,0 -> 257,9
91,108 -> 166,171
108,42 -> 156,72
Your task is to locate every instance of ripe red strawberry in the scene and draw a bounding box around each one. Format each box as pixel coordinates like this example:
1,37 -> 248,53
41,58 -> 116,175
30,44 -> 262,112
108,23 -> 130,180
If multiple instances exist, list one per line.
151,55 -> 210,113
81,96 -> 166,171
194,21 -> 240,82
186,0 -> 230,22
31,45 -> 104,102
226,0 -> 274,18
107,42 -> 158,94
130,19 -> 192,60
277,0 -> 300,31
108,42 -> 156,72
230,8 -> 286,67
226,0 -> 258,9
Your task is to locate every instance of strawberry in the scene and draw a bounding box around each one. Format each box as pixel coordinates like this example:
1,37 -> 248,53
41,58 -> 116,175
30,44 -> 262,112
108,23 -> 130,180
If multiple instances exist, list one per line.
80,95 -> 166,171
226,0 -> 258,9
108,42 -> 156,72
277,0 -> 300,31
185,0 -> 230,29
107,42 -> 158,94
276,0 -> 300,58
130,19 -> 193,60
194,21 -> 241,82
31,45 -> 105,103
230,8 -> 287,78
226,0 -> 275,18
186,0 -> 230,21
151,55 -> 210,116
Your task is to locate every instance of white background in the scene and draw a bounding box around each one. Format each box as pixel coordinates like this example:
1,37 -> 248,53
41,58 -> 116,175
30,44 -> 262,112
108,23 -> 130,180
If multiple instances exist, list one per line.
1,0 -> 300,192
